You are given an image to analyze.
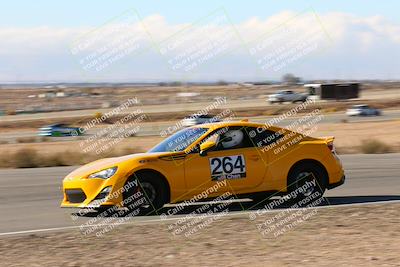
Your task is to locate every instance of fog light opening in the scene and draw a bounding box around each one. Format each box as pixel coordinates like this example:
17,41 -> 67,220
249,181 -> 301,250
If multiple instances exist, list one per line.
89,186 -> 112,207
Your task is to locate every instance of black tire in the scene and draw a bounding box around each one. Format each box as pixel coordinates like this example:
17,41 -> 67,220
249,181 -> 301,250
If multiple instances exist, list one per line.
122,172 -> 167,214
251,192 -> 274,205
94,206 -> 118,216
286,162 -> 327,205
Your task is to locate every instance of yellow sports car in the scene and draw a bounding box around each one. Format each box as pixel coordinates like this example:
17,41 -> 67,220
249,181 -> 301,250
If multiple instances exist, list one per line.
61,120 -> 345,212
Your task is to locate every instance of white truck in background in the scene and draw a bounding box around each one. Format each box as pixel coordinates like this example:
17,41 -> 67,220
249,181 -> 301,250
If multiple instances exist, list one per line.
268,90 -> 308,104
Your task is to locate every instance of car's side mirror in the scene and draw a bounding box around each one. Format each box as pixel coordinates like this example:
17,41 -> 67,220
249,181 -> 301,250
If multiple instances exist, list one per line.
199,150 -> 207,157
199,141 -> 216,157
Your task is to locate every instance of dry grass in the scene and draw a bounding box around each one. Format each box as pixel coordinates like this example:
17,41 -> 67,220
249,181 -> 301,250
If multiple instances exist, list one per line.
13,148 -> 40,168
322,107 -> 339,113
360,139 -> 391,154
0,144 -> 143,168
39,136 -> 51,142
16,137 -> 37,143
313,120 -> 400,154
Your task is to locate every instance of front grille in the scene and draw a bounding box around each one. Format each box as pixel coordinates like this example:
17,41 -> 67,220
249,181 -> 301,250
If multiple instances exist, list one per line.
65,189 -> 87,203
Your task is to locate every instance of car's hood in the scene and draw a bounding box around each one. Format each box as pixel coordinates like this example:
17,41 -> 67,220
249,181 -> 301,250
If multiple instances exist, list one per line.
64,151 -> 175,179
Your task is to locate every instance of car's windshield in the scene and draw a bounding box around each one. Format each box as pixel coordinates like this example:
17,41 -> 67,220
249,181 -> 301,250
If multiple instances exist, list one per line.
149,127 -> 208,153
354,105 -> 367,109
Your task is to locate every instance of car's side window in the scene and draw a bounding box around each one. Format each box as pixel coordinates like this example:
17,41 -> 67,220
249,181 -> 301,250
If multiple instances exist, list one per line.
245,127 -> 283,148
200,126 -> 283,152
211,127 -> 253,151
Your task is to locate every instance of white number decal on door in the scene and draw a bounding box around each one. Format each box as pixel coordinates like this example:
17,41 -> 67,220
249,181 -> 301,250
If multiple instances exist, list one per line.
209,155 -> 246,181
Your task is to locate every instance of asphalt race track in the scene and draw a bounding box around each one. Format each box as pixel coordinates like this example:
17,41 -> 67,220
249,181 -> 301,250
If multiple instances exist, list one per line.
0,153 -> 399,235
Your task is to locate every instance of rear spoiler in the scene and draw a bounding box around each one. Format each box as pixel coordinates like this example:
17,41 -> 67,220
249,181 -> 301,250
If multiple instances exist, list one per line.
322,136 -> 335,144
321,136 -> 335,152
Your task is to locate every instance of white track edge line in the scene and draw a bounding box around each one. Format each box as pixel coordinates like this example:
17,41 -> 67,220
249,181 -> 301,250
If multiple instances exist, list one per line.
1,199 -> 400,237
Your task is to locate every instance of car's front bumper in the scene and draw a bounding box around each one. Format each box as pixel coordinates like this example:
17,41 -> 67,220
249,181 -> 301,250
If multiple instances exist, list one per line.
268,97 -> 282,102
61,177 -> 123,208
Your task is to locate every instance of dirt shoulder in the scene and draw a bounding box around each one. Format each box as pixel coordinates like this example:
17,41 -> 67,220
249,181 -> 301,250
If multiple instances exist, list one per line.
0,202 -> 399,266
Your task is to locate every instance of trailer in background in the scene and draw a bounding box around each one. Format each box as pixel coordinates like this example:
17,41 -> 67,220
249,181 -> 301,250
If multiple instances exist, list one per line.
304,83 -> 359,100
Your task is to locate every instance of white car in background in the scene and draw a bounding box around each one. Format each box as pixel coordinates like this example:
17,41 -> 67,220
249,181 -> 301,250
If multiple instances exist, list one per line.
268,90 -> 308,104
182,114 -> 221,127
346,104 -> 381,116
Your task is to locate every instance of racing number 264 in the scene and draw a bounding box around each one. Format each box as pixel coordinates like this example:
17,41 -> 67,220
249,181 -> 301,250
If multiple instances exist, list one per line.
209,155 -> 246,180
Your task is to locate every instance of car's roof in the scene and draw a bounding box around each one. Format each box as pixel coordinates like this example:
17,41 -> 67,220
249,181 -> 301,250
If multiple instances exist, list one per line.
190,120 -> 280,131
352,104 -> 369,108
184,114 -> 215,119
46,123 -> 66,127
198,114 -> 214,118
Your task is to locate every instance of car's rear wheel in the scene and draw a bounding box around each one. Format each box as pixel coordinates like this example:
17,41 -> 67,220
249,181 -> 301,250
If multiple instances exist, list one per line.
122,172 -> 167,214
287,162 -> 326,205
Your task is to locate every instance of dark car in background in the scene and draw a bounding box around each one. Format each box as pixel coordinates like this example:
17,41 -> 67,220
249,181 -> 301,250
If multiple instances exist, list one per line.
38,123 -> 82,137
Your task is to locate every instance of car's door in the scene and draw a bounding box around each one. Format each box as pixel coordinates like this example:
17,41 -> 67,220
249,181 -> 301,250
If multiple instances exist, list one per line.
367,107 -> 375,115
286,91 -> 296,101
281,91 -> 289,101
183,127 -> 267,195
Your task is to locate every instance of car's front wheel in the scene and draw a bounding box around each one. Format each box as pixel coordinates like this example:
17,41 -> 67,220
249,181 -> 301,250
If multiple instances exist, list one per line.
122,172 -> 167,214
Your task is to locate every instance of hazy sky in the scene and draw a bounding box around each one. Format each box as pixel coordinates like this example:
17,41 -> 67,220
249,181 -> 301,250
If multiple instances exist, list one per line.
0,0 -> 399,82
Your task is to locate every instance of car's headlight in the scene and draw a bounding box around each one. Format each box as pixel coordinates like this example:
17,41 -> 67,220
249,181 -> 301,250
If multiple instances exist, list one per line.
88,167 -> 118,179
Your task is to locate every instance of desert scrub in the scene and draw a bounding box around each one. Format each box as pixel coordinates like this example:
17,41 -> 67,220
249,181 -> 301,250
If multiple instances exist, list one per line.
16,137 -> 37,143
360,139 -> 391,154
13,148 -> 40,168
0,146 -> 143,168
